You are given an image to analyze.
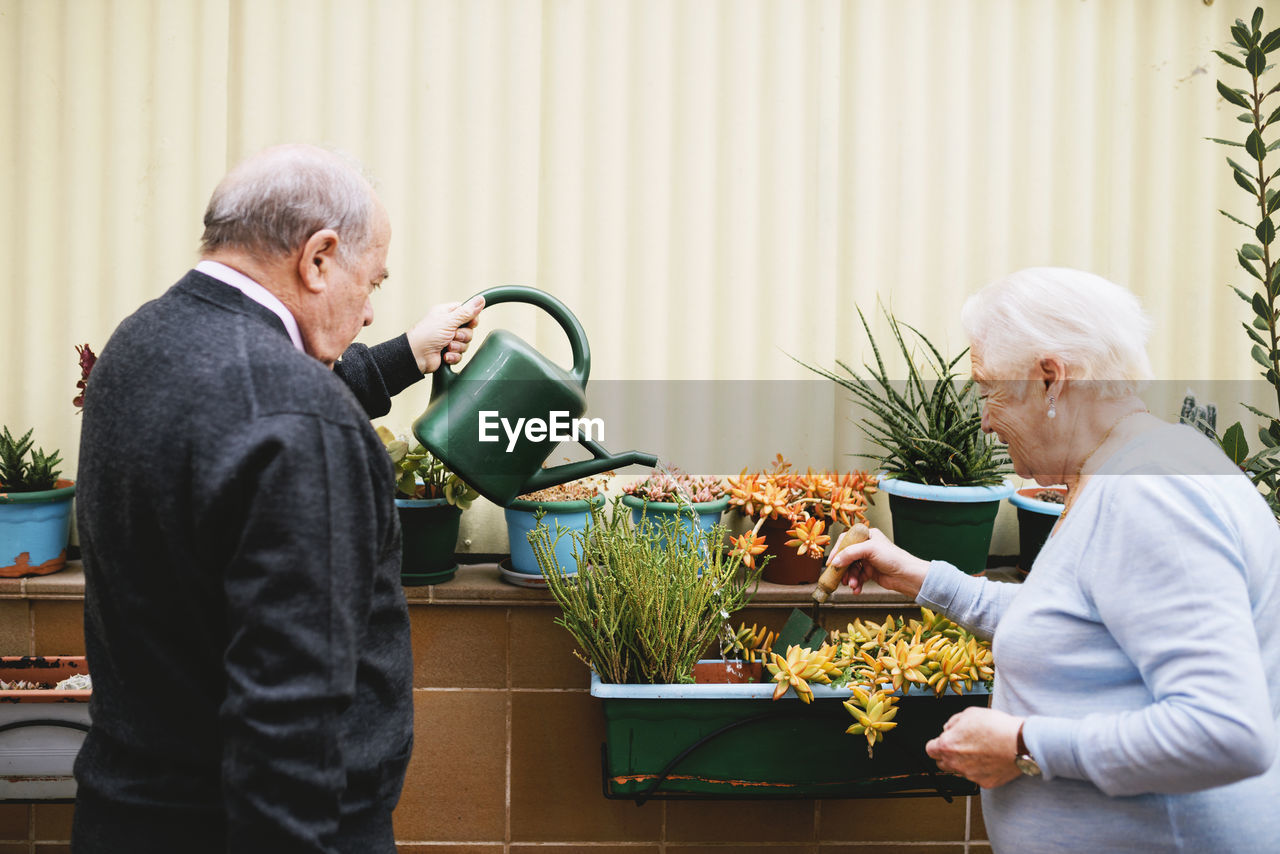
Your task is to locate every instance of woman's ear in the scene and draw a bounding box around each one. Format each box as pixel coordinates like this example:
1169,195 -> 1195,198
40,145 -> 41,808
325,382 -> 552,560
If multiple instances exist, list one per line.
298,229 -> 341,294
1039,356 -> 1067,399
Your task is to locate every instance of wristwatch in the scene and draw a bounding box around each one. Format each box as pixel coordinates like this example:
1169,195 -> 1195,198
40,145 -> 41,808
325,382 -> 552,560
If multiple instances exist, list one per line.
1014,723 -> 1042,777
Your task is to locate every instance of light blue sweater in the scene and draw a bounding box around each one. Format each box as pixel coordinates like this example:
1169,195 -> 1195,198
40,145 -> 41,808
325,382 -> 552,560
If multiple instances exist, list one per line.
919,424 -> 1280,853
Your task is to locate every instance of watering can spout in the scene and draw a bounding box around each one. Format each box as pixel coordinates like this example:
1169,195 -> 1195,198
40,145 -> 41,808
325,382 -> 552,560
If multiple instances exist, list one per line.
519,442 -> 659,496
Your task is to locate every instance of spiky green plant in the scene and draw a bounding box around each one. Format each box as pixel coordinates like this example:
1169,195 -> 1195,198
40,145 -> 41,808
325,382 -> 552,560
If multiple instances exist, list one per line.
0,427 -> 62,493
795,305 -> 1008,487
531,498 -> 761,685
1210,6 -> 1280,521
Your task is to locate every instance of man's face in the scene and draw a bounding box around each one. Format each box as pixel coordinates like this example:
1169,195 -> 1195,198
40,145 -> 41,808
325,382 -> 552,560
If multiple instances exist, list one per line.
306,199 -> 391,366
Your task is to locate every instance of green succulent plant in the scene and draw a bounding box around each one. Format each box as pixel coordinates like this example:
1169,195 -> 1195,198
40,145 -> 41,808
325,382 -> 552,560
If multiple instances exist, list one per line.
375,426 -> 479,509
796,304 -> 1009,487
0,427 -> 63,493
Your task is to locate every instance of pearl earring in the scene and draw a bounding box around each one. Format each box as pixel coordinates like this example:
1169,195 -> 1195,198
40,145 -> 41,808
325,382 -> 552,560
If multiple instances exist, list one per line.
1047,396 -> 1057,419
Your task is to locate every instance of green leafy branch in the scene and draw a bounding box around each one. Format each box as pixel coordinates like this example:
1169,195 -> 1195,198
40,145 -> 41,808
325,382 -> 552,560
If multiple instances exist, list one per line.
1211,6 -> 1280,520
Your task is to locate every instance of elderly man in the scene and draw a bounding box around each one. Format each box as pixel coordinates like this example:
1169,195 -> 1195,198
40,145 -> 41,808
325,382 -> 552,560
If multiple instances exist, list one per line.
72,145 -> 482,853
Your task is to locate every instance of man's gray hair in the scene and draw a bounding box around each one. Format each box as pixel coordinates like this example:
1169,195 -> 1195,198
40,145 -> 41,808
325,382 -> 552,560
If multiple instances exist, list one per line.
200,144 -> 374,262
961,267 -> 1154,400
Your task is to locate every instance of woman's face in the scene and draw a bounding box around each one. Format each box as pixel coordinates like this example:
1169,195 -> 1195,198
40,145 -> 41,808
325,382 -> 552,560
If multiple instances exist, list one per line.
970,345 -> 1063,483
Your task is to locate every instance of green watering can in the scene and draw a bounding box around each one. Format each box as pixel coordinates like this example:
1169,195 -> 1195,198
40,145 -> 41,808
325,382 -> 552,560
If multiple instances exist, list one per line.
412,285 -> 658,507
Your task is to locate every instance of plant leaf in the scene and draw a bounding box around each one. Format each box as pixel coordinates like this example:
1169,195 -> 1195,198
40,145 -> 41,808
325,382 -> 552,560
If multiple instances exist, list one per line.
1257,314 -> 1273,330
1223,422 -> 1249,465
1253,7 -> 1265,34
1259,217 -> 1277,245
1249,46 -> 1268,76
1255,290 -> 1272,318
1209,136 -> 1247,147
1235,169 -> 1259,194
1263,26 -> 1280,53
1219,79 -> 1254,109
1248,128 -> 1268,161
1241,250 -> 1265,281
1222,208 -> 1255,228
1234,22 -> 1255,50
1242,243 -> 1265,260
1217,48 -> 1248,68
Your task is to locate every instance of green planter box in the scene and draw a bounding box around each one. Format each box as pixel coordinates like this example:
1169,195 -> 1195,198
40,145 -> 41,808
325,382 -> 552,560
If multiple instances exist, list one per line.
591,664 -> 988,802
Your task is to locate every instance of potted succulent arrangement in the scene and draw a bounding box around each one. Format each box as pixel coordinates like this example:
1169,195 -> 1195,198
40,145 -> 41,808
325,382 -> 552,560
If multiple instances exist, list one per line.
502,470 -> 611,586
1008,486 -> 1066,571
0,655 -> 92,800
377,427 -> 478,586
724,454 -> 878,584
532,498 -> 992,802
0,345 -> 94,579
798,306 -> 1013,574
621,468 -> 728,566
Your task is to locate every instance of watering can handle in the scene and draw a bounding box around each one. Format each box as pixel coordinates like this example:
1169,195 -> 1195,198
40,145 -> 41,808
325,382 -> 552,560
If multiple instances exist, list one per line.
432,285 -> 591,393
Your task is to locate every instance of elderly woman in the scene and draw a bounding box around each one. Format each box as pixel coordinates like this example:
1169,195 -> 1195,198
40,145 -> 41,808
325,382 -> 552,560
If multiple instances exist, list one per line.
829,267 -> 1280,853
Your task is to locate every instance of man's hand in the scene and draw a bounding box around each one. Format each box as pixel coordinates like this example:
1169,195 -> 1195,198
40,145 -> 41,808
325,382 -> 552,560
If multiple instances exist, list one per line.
406,296 -> 485,374
925,706 -> 1024,789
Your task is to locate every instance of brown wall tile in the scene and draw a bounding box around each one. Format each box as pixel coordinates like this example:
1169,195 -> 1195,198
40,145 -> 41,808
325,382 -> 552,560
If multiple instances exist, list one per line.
0,845 -> 30,854
509,691 -> 661,842
397,846 -> 502,854
819,796 -> 966,842
971,794 -> 986,840
511,847 -> 660,854
668,846 -> 817,854
410,606 -> 507,689
0,600 -> 30,656
394,690 -> 507,842
508,607 -> 588,689
819,846 -> 964,854
32,804 -> 73,840
31,601 -> 84,655
0,804 -> 27,840
665,800 -> 816,843
33,847 -> 71,854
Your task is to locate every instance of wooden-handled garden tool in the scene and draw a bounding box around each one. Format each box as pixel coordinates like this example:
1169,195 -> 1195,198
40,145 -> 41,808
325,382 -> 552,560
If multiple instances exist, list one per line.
811,523 -> 871,604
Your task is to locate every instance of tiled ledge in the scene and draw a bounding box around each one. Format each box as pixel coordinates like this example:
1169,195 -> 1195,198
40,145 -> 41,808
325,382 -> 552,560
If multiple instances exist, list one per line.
1,561 -> 919,607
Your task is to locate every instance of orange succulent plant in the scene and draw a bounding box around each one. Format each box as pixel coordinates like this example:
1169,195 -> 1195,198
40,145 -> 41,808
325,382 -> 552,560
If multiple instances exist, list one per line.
726,454 -> 877,566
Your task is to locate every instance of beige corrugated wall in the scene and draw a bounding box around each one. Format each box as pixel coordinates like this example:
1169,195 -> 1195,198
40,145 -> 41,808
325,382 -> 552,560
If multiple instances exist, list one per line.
3,0 -> 1276,552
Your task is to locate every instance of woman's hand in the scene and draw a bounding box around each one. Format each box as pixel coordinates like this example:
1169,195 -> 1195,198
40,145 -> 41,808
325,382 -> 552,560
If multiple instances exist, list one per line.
825,526 -> 931,599
925,707 -> 1024,789
406,296 -> 485,373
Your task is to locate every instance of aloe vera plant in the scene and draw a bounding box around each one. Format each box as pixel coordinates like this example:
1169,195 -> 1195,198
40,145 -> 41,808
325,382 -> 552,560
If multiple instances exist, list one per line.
797,305 -> 1008,487
0,427 -> 63,493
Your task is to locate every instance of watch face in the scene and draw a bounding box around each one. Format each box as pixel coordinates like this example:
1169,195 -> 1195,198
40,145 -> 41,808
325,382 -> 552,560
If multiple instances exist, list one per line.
1015,755 -> 1042,777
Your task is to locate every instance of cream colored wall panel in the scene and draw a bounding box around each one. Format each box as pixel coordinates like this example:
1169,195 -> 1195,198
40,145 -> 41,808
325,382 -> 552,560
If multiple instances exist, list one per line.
5,0 -> 1280,556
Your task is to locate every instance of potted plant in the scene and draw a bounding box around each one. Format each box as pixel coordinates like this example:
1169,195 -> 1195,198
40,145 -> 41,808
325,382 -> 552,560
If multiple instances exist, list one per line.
798,306 -> 1013,574
377,427 -> 478,586
0,428 -> 76,578
0,655 -> 92,800
502,471 -> 611,584
724,454 -> 877,584
1207,8 -> 1280,522
0,346 -> 94,579
1008,486 -> 1065,571
621,468 -> 729,565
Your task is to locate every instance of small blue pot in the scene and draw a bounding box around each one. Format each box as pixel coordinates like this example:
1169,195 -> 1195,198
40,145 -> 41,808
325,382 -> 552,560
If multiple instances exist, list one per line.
620,494 -> 728,569
504,495 -> 605,575
0,482 -> 76,577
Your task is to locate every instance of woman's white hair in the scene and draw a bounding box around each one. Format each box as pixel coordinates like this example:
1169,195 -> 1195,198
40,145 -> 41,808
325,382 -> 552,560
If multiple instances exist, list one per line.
960,267 -> 1153,399
200,144 -> 374,263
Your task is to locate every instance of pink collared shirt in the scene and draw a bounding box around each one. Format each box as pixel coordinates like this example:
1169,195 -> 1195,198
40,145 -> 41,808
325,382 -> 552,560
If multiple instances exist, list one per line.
194,260 -> 305,353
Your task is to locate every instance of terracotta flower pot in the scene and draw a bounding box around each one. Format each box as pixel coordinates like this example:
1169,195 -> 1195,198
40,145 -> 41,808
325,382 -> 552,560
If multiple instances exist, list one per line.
757,517 -> 823,585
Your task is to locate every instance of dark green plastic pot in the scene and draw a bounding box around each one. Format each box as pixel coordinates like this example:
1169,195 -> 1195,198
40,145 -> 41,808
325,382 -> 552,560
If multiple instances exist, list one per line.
395,497 -> 462,585
1009,486 -> 1066,572
592,663 -> 987,800
877,477 -> 1014,575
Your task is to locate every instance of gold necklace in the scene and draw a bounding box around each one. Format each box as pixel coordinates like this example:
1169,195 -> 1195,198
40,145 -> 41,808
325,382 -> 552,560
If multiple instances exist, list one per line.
1060,409 -> 1148,519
